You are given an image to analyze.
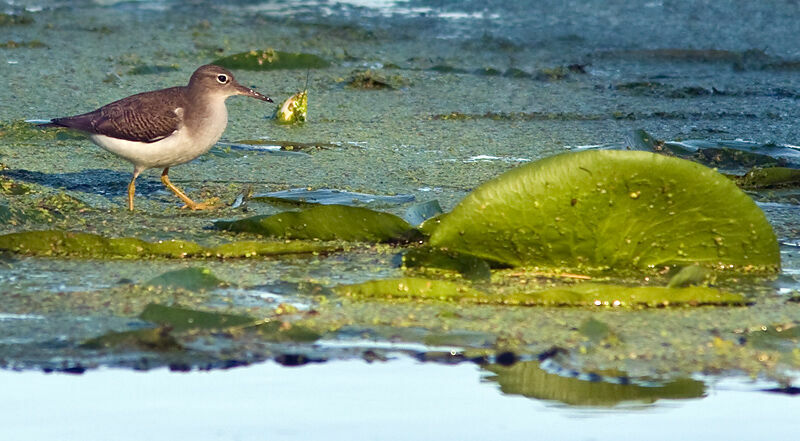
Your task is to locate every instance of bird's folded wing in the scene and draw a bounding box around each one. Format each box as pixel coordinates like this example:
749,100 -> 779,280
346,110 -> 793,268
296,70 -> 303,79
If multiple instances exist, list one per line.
51,88 -> 186,143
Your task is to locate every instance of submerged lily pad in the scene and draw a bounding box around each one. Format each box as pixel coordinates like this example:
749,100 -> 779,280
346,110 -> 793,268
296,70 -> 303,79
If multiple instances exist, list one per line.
144,268 -> 228,291
430,150 -> 780,271
0,230 -> 338,258
336,277 -> 747,307
212,49 -> 330,70
484,361 -> 705,406
215,205 -> 417,242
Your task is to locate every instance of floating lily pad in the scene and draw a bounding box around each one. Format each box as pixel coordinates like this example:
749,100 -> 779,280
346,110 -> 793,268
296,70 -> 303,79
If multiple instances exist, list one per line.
144,268 -> 228,291
212,49 -> 330,70
139,303 -> 256,331
215,205 -> 417,243
484,361 -> 705,406
736,167 -> 800,189
430,150 -> 780,271
140,304 -> 319,342
337,277 -> 747,307
336,277 -> 484,302
0,230 -> 339,258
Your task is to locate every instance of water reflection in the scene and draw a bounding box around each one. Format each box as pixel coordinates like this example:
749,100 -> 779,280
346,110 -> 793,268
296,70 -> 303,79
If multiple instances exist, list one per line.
483,361 -> 706,407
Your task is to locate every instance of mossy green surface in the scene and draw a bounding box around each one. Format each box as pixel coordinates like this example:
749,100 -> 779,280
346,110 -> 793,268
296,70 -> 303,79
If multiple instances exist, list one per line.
430,150 -> 780,272
0,230 -> 339,258
215,205 -> 416,242
335,277 -> 747,307
212,49 -> 330,70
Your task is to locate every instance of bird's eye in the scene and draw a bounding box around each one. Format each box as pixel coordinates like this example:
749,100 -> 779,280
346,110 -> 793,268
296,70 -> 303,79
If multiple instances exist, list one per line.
217,74 -> 228,84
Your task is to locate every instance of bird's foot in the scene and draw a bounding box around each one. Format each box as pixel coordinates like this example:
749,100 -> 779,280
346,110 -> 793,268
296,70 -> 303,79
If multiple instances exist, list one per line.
181,197 -> 222,211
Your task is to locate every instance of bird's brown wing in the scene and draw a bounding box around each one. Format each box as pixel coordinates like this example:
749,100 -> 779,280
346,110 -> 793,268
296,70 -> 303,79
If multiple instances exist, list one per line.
50,87 -> 188,143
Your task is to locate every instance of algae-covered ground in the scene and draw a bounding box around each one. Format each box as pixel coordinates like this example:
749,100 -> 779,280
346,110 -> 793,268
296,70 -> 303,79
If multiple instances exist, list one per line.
1,0 -> 800,424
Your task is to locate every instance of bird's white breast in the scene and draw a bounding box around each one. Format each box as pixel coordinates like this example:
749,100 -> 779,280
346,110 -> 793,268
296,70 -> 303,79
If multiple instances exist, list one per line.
89,101 -> 229,171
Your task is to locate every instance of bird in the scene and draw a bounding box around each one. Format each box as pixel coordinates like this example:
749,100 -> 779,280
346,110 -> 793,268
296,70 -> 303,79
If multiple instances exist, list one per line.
43,64 -> 273,211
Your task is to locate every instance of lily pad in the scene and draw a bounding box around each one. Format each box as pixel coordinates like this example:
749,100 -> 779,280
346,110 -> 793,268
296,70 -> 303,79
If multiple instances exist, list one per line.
212,49 -> 330,70
215,205 -> 417,242
430,150 -> 780,271
336,277 -> 747,307
144,268 -> 228,291
139,304 -> 256,331
0,230 -> 339,258
736,167 -> 800,189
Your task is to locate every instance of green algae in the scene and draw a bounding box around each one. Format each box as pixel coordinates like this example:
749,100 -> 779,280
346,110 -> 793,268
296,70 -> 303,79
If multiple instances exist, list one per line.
275,90 -> 308,124
0,230 -> 339,259
144,267 -> 229,291
430,150 -> 780,272
212,49 -> 330,70
484,361 -> 706,406
214,205 -> 417,243
336,277 -> 748,307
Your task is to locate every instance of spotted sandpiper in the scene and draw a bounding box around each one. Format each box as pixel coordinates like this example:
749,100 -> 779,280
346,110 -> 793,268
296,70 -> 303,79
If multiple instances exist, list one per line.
44,64 -> 272,211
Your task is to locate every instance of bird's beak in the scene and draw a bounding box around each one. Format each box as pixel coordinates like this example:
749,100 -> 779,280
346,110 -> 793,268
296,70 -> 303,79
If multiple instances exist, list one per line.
234,83 -> 273,103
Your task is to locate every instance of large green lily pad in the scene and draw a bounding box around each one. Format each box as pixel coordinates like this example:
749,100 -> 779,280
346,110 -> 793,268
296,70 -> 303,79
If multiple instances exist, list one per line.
336,277 -> 747,307
430,150 -> 780,271
215,205 -> 416,242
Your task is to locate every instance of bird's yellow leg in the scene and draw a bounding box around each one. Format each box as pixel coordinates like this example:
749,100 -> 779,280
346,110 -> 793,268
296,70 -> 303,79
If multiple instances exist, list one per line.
127,169 -> 140,211
160,168 -> 218,210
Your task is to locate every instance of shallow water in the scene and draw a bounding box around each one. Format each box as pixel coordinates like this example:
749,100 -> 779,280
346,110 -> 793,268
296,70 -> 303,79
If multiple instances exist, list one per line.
1,357 -> 797,441
1,0 -> 800,438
